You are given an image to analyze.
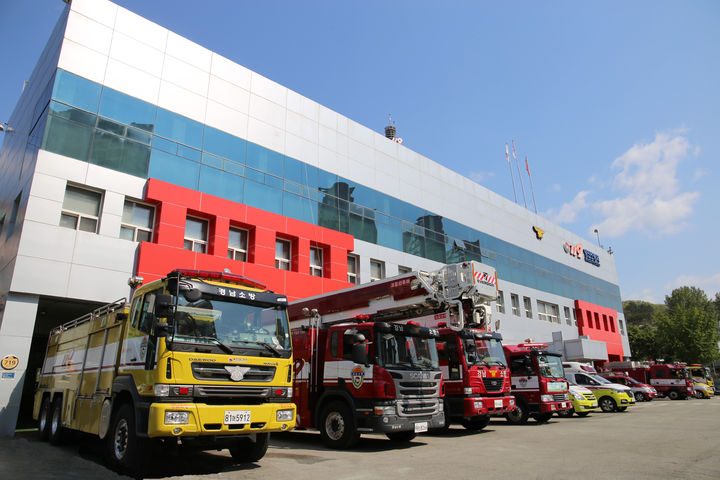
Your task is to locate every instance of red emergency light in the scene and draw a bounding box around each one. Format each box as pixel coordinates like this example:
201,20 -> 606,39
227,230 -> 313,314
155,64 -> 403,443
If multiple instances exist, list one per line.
169,269 -> 266,290
517,343 -> 548,349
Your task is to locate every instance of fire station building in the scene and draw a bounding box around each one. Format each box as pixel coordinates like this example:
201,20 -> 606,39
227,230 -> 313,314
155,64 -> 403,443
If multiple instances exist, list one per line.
0,0 -> 630,435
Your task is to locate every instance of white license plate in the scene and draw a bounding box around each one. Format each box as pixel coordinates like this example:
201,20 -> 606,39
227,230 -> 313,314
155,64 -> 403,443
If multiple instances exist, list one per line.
414,422 -> 428,433
224,410 -> 251,425
494,399 -> 503,408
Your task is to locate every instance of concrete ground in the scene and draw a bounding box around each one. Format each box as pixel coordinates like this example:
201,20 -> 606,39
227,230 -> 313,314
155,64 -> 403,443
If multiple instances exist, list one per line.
1,397 -> 718,479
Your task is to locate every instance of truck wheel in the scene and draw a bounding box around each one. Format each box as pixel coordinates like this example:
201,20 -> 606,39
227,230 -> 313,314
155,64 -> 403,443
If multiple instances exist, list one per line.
48,397 -> 65,445
634,392 -> 646,402
533,412 -> 553,423
230,433 -> 270,462
106,403 -> 145,475
599,396 -> 617,413
319,401 -> 360,449
668,390 -> 679,400
461,416 -> 491,431
386,431 -> 416,442
37,396 -> 51,441
505,399 -> 529,425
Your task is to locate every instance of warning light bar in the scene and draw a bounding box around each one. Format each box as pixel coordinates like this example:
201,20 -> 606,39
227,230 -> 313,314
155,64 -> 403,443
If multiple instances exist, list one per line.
169,269 -> 266,290
517,343 -> 548,350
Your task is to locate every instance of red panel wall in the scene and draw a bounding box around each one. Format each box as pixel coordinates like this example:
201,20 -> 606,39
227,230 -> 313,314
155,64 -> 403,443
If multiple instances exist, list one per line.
574,300 -> 625,361
135,179 -> 354,301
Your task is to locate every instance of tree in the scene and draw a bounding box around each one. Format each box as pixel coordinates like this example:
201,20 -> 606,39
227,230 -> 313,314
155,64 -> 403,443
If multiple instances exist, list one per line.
623,300 -> 662,327
654,287 -> 719,364
627,323 -> 660,360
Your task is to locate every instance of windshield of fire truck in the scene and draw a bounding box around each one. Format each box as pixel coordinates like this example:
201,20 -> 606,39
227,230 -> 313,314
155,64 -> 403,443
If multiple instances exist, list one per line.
173,294 -> 291,356
537,354 -> 565,379
690,367 -> 707,380
465,338 -> 507,367
378,332 -> 439,370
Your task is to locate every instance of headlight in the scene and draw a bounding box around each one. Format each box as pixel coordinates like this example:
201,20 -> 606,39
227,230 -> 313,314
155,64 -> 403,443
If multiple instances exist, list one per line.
571,392 -> 584,401
540,394 -> 553,402
155,384 -> 170,397
164,411 -> 189,425
464,387 -> 473,395
374,405 -> 396,415
276,409 -> 294,421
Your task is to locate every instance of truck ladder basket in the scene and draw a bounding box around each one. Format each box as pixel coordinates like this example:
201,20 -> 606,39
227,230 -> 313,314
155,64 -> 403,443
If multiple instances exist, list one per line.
50,298 -> 127,336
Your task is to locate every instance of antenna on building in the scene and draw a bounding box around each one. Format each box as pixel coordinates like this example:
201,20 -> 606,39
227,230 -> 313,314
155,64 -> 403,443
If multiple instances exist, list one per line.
384,114 -> 403,144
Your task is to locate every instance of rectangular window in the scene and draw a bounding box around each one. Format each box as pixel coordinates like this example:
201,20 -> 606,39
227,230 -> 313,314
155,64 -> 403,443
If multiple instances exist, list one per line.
120,200 -> 154,242
310,246 -> 323,277
510,294 -> 520,316
370,259 -> 385,282
398,265 -> 412,274
347,254 -> 359,284
523,296 -> 532,318
59,185 -> 102,233
227,227 -> 248,262
573,309 -> 578,326
564,306 -> 572,326
537,300 -> 560,323
184,217 -> 208,253
496,291 -> 505,314
619,319 -> 625,335
275,238 -> 291,270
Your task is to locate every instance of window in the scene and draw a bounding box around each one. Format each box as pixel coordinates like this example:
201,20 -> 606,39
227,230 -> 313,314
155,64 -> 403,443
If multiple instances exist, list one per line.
564,306 -> 572,326
59,185 -> 102,233
120,200 -> 154,242
437,334 -> 460,380
510,294 -> 520,316
275,238 -> 291,270
496,291 -> 505,314
0,214 -> 5,238
184,217 -> 208,253
619,319 -> 625,335
537,300 -> 560,323
573,308 -> 578,326
398,265 -> 412,274
347,254 -> 359,284
227,227 -> 248,261
370,259 -> 385,282
523,296 -> 532,318
310,246 -> 323,277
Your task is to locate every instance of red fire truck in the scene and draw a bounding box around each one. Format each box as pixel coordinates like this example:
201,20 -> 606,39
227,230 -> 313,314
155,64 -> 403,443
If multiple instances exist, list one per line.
605,361 -> 694,400
287,261 -> 494,448
503,343 -> 572,424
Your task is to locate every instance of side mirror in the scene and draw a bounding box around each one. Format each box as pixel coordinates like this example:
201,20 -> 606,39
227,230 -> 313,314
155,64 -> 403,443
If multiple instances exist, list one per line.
154,322 -> 173,339
154,294 -> 175,318
351,343 -> 368,366
181,287 -> 202,302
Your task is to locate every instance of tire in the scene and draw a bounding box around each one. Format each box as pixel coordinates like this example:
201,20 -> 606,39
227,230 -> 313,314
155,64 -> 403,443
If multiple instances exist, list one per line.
668,390 -> 679,400
319,401 -> 360,449
229,433 -> 270,463
106,403 -> 145,475
37,396 -> 51,441
575,412 -> 590,417
599,396 -> 617,413
533,412 -> 553,424
634,392 -> 646,402
505,399 -> 529,425
460,416 -> 491,431
48,397 -> 65,445
617,406 -> 628,411
557,409 -> 573,418
386,431 -> 416,442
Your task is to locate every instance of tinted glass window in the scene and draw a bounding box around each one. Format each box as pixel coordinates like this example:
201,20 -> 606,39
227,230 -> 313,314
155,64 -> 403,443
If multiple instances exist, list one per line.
52,70 -> 101,113
148,149 -> 200,190
244,179 -> 281,214
284,156 -> 317,186
198,165 -> 244,203
246,142 -> 283,175
90,131 -> 150,177
203,126 -> 246,164
154,107 -> 203,148
42,115 -> 92,161
98,88 -> 156,132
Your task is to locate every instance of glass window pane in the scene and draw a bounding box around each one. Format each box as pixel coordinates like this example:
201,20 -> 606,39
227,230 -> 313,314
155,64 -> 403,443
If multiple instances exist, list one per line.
224,159 -> 245,176
98,88 -> 156,132
202,153 -> 223,168
183,240 -> 193,250
177,145 -> 202,162
42,115 -> 92,161
154,107 -> 203,148
276,239 -> 290,259
49,101 -> 96,126
185,218 -> 207,240
136,229 -> 152,242
148,149 -> 200,190
192,243 -> 206,254
246,142 -> 284,175
52,70 -> 101,113
229,228 -> 247,249
284,156 -> 317,186
120,226 -> 135,240
59,213 -> 78,229
198,165 -> 244,203
63,186 -> 101,215
203,126 -> 246,164
79,217 -> 97,232
90,131 -> 151,178
152,136 -> 177,155
243,179 -> 281,214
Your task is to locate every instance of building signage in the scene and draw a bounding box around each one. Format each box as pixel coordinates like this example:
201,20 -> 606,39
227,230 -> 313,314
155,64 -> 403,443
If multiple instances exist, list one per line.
1,355 -> 19,371
563,242 -> 600,267
532,226 -> 544,240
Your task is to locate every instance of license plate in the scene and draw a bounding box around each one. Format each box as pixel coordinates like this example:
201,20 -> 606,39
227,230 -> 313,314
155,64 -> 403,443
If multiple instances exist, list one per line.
224,410 -> 251,425
591,403 -> 598,407
494,399 -> 503,408
414,422 -> 428,433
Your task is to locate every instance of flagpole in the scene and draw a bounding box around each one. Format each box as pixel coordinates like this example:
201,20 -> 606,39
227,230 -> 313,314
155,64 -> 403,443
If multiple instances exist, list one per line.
506,143 -> 517,203
513,140 -> 527,209
526,156 -> 537,214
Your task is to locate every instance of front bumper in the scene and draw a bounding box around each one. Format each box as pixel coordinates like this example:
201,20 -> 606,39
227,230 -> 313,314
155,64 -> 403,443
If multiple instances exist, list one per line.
464,395 -> 516,417
619,394 -> 636,406
539,401 -> 572,413
573,399 -> 599,412
364,411 -> 445,434
147,402 -> 296,438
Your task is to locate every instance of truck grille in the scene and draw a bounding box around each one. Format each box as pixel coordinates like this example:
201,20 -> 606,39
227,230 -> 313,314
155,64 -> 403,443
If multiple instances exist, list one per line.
195,385 -> 271,398
392,371 -> 441,418
553,394 -> 566,401
397,381 -> 438,396
482,378 -> 504,392
191,362 -> 276,382
398,400 -> 438,416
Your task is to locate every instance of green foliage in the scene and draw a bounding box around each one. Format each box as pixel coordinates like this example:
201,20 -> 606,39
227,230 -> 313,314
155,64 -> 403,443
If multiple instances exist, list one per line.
627,324 -> 660,360
622,300 -> 664,326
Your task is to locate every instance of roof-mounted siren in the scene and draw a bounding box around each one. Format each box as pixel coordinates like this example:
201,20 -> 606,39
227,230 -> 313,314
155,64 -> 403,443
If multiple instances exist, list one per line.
385,114 -> 402,144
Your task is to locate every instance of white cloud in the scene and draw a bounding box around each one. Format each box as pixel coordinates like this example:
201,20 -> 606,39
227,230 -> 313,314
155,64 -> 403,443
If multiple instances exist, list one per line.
665,273 -> 720,297
544,191 -> 590,224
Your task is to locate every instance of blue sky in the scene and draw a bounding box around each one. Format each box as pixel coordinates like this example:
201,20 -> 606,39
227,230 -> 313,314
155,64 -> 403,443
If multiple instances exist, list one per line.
1,0 -> 718,304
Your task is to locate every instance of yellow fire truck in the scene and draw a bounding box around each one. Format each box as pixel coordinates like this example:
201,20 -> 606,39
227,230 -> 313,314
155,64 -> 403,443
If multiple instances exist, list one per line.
33,269 -> 295,474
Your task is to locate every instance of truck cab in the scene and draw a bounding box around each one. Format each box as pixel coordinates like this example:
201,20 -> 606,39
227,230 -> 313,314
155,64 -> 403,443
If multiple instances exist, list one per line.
649,364 -> 694,400
688,364 -> 715,397
503,343 -> 572,424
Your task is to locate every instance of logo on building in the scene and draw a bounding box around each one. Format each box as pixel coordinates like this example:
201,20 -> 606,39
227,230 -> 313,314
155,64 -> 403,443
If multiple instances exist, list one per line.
1,355 -> 19,371
532,226 -> 544,240
563,242 -> 600,267
351,365 -> 365,389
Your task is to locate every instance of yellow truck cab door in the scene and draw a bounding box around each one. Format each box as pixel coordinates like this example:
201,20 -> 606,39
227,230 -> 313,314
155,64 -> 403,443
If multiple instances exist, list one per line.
119,287 -> 163,394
